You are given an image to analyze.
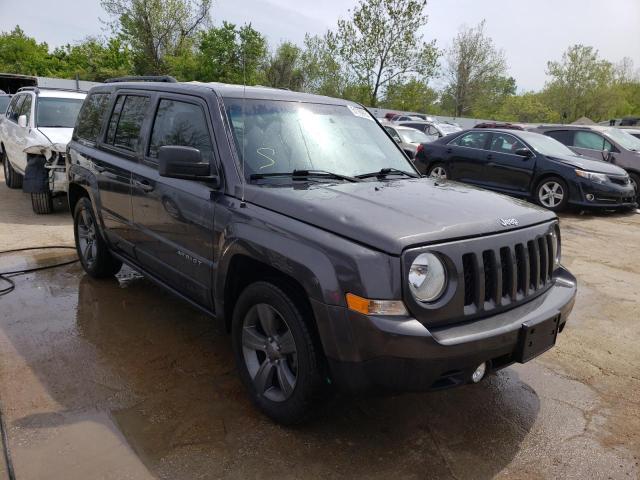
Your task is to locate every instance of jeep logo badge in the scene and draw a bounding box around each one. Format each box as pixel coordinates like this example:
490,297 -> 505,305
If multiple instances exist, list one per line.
499,218 -> 519,227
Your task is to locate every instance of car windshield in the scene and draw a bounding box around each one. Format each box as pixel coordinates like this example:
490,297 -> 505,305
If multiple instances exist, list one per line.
603,127 -> 640,151
399,128 -> 431,143
36,97 -> 84,128
518,131 -> 578,157
437,123 -> 461,134
224,98 -> 415,179
0,96 -> 11,113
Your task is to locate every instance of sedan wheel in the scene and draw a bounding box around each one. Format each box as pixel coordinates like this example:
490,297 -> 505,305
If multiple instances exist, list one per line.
242,303 -> 298,402
537,178 -> 568,211
428,165 -> 448,180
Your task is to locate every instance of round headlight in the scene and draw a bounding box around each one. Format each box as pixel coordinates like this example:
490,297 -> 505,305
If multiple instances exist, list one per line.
408,253 -> 447,302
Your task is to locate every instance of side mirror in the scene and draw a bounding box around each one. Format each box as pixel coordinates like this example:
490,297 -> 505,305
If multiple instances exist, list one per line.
158,146 -> 217,184
601,150 -> 613,162
393,137 -> 402,144
514,147 -> 533,158
18,115 -> 27,128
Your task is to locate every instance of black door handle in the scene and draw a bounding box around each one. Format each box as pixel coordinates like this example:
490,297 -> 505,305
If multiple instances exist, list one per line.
133,179 -> 154,192
486,154 -> 493,160
446,148 -> 452,153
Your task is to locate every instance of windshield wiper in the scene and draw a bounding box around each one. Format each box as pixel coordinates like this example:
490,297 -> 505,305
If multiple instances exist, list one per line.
356,168 -> 420,180
250,169 -> 360,183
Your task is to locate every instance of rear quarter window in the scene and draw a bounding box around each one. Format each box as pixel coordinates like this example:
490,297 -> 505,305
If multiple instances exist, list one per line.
74,93 -> 112,144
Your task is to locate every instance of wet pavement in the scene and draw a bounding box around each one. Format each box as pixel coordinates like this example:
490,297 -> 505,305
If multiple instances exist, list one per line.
0,172 -> 639,479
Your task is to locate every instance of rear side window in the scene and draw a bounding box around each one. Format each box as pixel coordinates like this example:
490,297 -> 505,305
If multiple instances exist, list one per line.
574,131 -> 606,150
450,131 -> 489,149
105,95 -> 150,152
544,130 -> 573,145
75,93 -> 111,144
148,99 -> 213,163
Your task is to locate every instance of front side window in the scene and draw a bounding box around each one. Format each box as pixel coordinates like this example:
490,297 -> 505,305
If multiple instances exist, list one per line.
36,97 -> 84,128
450,131 -> 489,149
18,94 -> 32,123
490,133 -> 526,154
224,98 -> 414,179
75,93 -> 111,144
148,99 -> 213,163
574,131 -> 606,150
105,95 -> 150,152
6,94 -> 24,122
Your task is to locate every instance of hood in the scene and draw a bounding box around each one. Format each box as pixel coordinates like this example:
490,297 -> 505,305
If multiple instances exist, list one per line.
37,127 -> 73,146
244,178 -> 555,255
548,152 -> 627,175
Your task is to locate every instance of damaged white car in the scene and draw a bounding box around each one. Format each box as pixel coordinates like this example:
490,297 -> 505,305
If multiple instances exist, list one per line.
0,87 -> 86,213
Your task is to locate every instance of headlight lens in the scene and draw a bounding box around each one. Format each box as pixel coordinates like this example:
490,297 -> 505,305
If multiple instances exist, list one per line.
575,169 -> 608,184
408,253 -> 447,302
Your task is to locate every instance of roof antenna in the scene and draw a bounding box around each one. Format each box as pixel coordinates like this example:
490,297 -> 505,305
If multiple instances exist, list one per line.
240,47 -> 247,208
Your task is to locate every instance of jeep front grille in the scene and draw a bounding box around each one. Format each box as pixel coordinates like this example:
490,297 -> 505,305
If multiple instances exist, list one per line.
462,231 -> 555,312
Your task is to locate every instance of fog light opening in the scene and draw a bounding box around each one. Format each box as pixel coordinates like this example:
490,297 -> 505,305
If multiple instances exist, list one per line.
471,362 -> 487,383
585,193 -> 595,201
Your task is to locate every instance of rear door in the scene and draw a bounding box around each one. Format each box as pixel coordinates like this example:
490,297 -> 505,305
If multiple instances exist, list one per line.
2,94 -> 25,167
484,132 -> 535,194
446,131 -> 491,184
130,94 -> 217,309
94,92 -> 152,256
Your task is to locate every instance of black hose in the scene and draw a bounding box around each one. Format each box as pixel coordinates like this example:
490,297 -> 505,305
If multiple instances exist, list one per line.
0,245 -> 80,479
0,246 -> 78,297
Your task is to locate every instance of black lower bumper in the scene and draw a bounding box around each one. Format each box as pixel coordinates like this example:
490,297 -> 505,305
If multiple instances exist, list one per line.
312,267 -> 576,393
570,179 -> 637,209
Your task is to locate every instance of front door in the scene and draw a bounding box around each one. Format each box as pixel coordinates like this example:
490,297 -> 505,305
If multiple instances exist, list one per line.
130,95 -> 217,309
484,132 -> 536,195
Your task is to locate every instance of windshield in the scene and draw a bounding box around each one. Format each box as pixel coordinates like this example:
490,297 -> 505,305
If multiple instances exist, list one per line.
36,97 -> 84,128
602,127 -> 640,151
518,131 -> 578,157
399,128 -> 431,143
224,98 -> 415,179
0,96 -> 11,113
437,123 -> 461,134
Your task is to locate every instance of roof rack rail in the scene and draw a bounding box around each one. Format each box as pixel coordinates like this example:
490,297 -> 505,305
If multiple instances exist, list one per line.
105,75 -> 178,83
17,86 -> 87,94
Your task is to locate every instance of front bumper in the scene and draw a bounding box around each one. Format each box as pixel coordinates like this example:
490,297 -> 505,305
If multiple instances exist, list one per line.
569,178 -> 636,208
312,267 -> 576,393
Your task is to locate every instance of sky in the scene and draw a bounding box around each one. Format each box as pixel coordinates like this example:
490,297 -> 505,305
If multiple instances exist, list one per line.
0,0 -> 639,91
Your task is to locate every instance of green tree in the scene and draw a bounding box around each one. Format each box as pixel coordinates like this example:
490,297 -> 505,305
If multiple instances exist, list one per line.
195,22 -> 267,84
264,42 -> 304,90
497,92 -> 561,123
300,34 -> 348,98
442,20 -> 509,117
0,26 -> 52,76
381,78 -> 438,113
543,44 -> 620,122
51,37 -> 134,81
328,0 -> 439,106
100,0 -> 212,74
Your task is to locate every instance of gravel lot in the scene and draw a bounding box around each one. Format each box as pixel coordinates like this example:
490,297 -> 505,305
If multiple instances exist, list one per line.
0,168 -> 639,479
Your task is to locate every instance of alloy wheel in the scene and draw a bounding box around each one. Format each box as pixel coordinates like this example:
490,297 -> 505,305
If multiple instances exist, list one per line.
539,181 -> 565,208
242,303 -> 298,402
429,166 -> 447,179
77,207 -> 98,269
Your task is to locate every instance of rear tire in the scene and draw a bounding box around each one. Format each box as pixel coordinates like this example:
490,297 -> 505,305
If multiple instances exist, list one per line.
74,197 -> 122,278
232,281 -> 326,425
31,191 -> 54,214
3,152 -> 23,189
427,163 -> 449,180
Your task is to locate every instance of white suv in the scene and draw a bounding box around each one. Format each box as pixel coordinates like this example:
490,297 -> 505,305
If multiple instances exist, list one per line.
0,87 -> 86,213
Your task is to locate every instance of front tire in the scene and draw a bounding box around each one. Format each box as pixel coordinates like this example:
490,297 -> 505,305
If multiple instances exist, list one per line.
536,176 -> 569,211
629,172 -> 640,203
232,281 -> 326,425
74,197 -> 122,278
31,191 -> 53,214
3,152 -> 23,189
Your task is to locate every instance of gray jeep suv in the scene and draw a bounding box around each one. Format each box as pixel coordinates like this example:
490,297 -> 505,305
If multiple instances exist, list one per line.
67,78 -> 577,424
